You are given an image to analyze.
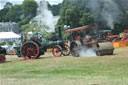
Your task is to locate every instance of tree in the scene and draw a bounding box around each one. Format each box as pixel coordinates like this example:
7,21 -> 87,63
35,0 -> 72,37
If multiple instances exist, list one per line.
0,8 -> 10,22
22,0 -> 38,17
80,13 -> 94,26
50,4 -> 62,16
4,2 -> 13,9
20,22 -> 51,36
7,5 -> 23,22
0,2 -> 13,22
18,16 -> 32,27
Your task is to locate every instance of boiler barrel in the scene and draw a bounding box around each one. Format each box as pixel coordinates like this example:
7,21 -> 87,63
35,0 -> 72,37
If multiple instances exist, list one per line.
41,39 -> 63,48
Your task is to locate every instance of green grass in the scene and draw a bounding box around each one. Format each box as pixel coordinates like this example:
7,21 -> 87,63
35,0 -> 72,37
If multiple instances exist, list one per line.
0,48 -> 128,85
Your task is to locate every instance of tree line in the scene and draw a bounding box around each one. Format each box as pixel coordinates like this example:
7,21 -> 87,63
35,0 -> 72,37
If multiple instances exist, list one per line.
0,0 -> 61,32
56,0 -> 128,35
1,0 -> 128,35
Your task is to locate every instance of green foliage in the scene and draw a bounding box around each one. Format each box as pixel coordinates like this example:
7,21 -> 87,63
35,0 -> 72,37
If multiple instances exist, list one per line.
0,42 -> 6,46
0,0 -> 61,32
8,41 -> 13,46
22,0 -> 38,17
0,8 -> 10,22
57,0 -> 94,28
56,0 -> 128,37
20,22 -> 38,33
20,22 -> 51,37
18,16 -> 32,27
4,2 -> 13,9
80,13 -> 94,26
56,0 -> 95,40
0,1 -> 37,24
50,4 -> 62,16
20,23 -> 30,32
1,0 -> 128,35
7,5 -> 23,22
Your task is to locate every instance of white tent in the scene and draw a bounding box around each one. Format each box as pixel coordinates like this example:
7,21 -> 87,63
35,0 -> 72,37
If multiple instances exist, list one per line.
0,32 -> 20,42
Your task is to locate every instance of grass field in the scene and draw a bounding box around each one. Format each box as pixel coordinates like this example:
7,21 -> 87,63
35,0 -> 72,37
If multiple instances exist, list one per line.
0,47 -> 128,85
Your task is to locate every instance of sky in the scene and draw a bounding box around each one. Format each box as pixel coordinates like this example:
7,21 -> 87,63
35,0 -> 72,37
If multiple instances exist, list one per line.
0,0 -> 63,9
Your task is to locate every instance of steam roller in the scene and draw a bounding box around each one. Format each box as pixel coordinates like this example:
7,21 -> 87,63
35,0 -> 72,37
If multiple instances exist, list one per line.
70,40 -> 114,56
65,24 -> 114,57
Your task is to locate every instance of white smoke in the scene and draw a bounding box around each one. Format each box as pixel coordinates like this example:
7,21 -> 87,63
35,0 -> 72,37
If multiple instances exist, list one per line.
34,0 -> 55,32
73,45 -> 97,57
87,0 -> 120,29
79,47 -> 97,57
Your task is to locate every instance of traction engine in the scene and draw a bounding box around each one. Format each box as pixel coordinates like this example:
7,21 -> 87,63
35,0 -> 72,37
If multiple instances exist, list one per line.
65,24 -> 114,57
15,27 -> 70,59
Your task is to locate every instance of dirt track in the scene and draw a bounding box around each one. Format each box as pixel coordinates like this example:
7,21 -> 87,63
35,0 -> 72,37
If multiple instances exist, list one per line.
5,47 -> 128,62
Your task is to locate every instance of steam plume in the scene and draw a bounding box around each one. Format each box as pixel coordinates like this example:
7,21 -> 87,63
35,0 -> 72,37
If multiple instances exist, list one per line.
87,0 -> 120,29
69,0 -> 121,29
34,0 -> 55,32
79,47 -> 97,57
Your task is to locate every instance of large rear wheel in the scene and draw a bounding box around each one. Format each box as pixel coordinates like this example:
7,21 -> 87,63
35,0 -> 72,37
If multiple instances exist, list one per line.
20,41 -> 40,60
70,41 -> 81,57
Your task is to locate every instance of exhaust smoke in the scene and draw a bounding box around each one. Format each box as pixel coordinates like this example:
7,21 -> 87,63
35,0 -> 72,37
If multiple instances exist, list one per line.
34,0 -> 56,32
69,0 -> 122,29
87,0 -> 120,29
79,47 -> 97,57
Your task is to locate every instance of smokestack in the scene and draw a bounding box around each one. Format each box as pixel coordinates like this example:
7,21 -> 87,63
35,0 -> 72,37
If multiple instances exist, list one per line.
95,23 -> 99,39
58,26 -> 63,47
58,26 -> 62,40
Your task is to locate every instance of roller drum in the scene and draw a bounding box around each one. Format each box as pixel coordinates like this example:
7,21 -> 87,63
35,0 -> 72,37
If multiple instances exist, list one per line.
97,42 -> 114,56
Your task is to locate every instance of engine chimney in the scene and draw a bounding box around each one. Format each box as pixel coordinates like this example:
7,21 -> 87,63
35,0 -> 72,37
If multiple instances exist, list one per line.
95,23 -> 99,39
58,26 -> 62,40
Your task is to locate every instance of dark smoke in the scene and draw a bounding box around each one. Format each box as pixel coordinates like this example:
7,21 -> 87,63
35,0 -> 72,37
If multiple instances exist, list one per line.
68,0 -> 127,29
87,0 -> 120,29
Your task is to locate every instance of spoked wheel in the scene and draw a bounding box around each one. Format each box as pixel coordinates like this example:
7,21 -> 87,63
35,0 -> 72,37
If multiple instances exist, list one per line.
52,45 -> 62,57
62,44 -> 70,56
70,42 -> 79,57
20,41 -> 39,60
0,54 -> 6,63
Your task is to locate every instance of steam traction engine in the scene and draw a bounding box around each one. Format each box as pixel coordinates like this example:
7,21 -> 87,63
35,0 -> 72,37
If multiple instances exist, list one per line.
0,46 -> 6,63
65,24 -> 114,56
15,27 -> 70,59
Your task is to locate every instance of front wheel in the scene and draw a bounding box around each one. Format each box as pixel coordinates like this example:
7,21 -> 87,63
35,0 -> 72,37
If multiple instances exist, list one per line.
52,45 -> 62,57
62,44 -> 70,56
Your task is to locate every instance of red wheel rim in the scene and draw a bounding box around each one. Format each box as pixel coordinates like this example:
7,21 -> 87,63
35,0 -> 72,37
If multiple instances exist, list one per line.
52,45 -> 62,57
0,54 -> 6,63
20,41 -> 39,60
62,44 -> 70,56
